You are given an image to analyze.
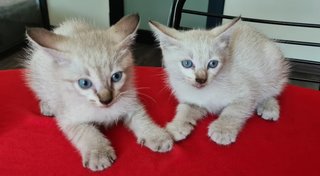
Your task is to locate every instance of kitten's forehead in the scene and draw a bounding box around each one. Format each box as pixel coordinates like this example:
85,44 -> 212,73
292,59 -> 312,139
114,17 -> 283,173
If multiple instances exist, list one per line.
182,30 -> 216,44
73,31 -> 118,52
179,30 -> 219,61
64,30 -> 133,81
68,31 -> 124,64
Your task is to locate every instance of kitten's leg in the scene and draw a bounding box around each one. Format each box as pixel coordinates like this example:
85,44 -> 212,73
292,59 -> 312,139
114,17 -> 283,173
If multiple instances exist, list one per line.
59,122 -> 116,172
166,103 -> 207,141
208,101 -> 254,145
257,97 -> 280,121
39,100 -> 54,117
124,105 -> 173,152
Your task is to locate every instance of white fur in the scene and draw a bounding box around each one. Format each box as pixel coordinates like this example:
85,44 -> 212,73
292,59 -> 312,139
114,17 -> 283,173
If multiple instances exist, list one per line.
149,18 -> 289,145
25,15 -> 173,172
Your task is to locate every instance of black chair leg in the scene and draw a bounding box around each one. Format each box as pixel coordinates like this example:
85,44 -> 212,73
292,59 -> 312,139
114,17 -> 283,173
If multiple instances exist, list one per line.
168,0 -> 187,28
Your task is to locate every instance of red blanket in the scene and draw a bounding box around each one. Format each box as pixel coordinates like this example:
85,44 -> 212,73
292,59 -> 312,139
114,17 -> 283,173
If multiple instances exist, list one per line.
0,67 -> 319,176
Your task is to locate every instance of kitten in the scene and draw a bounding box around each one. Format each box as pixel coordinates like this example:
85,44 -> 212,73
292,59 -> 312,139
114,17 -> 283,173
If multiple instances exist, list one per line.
149,17 -> 289,145
25,14 -> 173,171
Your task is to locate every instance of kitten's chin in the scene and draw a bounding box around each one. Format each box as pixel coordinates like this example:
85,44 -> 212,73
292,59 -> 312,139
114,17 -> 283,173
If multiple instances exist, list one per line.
89,98 -> 117,108
184,79 -> 207,89
97,99 -> 118,108
98,102 -> 114,108
192,83 -> 207,89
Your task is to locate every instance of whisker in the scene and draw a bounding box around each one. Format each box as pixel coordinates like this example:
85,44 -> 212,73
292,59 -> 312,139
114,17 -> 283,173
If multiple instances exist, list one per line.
120,91 -> 136,97
137,92 -> 157,104
134,87 -> 151,90
153,72 -> 167,77
158,78 -> 172,93
158,85 -> 171,94
115,90 -> 136,100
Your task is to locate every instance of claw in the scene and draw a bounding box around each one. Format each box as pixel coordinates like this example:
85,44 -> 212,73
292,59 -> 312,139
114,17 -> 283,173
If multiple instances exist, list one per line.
188,122 -> 194,126
108,156 -> 115,164
83,161 -> 89,168
140,139 -> 145,146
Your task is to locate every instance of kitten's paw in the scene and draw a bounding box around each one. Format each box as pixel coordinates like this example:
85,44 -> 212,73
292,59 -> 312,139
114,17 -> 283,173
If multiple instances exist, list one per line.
40,101 -> 54,117
208,120 -> 238,145
138,128 -> 173,153
166,120 -> 195,141
257,98 -> 279,121
82,146 -> 116,172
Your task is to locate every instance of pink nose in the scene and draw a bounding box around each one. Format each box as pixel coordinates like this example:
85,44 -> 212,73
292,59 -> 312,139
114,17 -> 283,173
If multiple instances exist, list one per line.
97,89 -> 113,105
99,98 -> 112,105
195,78 -> 207,84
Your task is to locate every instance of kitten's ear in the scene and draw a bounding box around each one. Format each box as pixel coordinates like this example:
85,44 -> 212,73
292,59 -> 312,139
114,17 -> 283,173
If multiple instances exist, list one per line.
213,16 -> 241,49
111,14 -> 140,46
148,21 -> 180,49
26,28 -> 69,65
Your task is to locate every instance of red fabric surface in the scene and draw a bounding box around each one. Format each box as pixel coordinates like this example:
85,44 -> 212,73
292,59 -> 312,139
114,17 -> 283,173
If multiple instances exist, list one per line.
0,66 -> 320,176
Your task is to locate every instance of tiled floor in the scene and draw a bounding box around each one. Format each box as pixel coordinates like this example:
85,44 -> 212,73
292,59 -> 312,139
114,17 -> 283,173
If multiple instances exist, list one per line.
1,43 -> 319,90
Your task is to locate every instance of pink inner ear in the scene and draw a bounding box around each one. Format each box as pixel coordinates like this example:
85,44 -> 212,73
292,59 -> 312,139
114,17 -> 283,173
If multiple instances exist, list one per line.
218,40 -> 228,49
218,31 -> 233,48
149,20 -> 179,40
112,14 -> 139,42
214,17 -> 241,49
27,28 -> 69,65
149,21 -> 181,50
220,17 -> 241,34
27,28 -> 67,51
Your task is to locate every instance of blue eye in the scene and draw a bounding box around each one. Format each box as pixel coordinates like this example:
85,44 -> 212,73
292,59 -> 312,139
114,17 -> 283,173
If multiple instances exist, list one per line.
111,71 -> 123,82
78,78 -> 92,89
208,60 -> 219,69
181,60 -> 193,68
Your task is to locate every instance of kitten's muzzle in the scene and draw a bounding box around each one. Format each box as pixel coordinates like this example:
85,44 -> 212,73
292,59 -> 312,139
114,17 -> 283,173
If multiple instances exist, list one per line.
97,89 -> 113,105
194,78 -> 207,88
194,71 -> 207,88
195,77 -> 207,84
195,70 -> 207,85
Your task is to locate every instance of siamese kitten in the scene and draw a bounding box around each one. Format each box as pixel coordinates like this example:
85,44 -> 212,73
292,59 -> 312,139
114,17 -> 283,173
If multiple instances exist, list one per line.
149,17 -> 289,145
25,14 -> 173,172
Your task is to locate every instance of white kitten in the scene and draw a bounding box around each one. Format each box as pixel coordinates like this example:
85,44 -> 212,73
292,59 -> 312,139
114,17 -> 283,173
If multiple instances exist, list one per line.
149,17 -> 289,145
25,14 -> 173,172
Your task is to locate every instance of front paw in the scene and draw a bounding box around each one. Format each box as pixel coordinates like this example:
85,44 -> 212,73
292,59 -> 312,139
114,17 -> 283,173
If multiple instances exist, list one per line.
166,120 -> 195,141
257,98 -> 280,121
208,120 -> 238,145
138,128 -> 173,153
82,146 -> 116,172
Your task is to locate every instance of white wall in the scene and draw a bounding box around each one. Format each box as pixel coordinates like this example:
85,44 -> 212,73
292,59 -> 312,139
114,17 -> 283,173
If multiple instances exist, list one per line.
224,0 -> 320,62
124,0 -> 172,30
124,0 -> 208,30
47,0 -> 110,28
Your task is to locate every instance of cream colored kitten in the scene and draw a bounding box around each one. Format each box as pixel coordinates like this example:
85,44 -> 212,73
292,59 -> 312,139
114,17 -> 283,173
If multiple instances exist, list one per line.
149,17 -> 289,145
25,14 -> 173,172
